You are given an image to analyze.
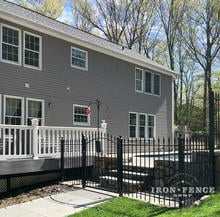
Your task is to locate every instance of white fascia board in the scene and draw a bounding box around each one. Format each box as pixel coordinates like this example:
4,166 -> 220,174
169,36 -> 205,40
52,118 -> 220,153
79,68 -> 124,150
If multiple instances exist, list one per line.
0,11 -> 176,78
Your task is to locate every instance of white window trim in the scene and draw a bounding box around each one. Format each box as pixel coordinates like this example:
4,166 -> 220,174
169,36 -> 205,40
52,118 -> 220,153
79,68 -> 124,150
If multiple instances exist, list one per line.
0,24 -> 21,66
135,67 -> 144,93
73,104 -> 90,126
71,46 -> 88,71
3,95 -> 24,125
23,31 -> 42,70
26,98 -> 45,126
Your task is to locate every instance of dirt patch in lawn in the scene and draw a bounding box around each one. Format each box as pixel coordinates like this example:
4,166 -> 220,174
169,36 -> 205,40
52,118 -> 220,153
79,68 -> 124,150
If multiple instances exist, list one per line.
0,182 -> 76,208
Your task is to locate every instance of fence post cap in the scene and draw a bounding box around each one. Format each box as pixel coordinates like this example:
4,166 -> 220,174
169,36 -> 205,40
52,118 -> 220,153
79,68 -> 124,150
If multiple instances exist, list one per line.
31,118 -> 39,126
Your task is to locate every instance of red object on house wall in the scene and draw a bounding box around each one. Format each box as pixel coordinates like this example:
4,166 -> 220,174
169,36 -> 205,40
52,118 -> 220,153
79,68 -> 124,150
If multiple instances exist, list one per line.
86,108 -> 92,115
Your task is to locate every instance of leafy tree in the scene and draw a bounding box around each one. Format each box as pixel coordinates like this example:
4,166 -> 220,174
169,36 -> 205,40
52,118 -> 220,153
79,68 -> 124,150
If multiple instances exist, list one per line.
14,0 -> 66,19
179,0 -> 220,131
72,0 -> 159,55
155,0 -> 189,124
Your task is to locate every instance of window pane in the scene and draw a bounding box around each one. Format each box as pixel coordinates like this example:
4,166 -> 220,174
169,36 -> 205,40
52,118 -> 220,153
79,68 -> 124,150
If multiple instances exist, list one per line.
136,70 -> 142,80
25,50 -> 39,67
129,113 -> 137,125
129,126 -> 136,138
148,115 -> 154,127
154,74 -> 160,95
2,43 -> 19,62
25,34 -> 39,52
139,114 -> 146,126
139,126 -> 145,138
6,98 -> 21,116
148,127 -> 154,138
145,72 -> 152,93
3,27 -> 19,45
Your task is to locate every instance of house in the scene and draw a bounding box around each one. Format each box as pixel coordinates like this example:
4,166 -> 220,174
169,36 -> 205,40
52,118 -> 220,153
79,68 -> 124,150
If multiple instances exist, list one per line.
0,0 -> 175,148
0,0 -> 176,193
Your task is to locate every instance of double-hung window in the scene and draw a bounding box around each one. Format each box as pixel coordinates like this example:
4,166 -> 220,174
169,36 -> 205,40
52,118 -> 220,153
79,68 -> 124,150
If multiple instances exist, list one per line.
4,96 -> 24,125
73,104 -> 90,126
129,113 -> 137,138
71,47 -> 88,70
145,72 -> 152,94
27,98 -> 44,126
24,31 -> 42,69
148,115 -> 155,139
153,74 -> 160,95
139,114 -> 146,138
129,112 -> 155,139
1,25 -> 21,65
135,68 -> 161,96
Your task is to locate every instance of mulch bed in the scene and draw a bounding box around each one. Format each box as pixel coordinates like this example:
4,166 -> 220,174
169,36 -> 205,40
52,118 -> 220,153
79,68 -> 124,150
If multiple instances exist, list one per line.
0,182 -> 75,208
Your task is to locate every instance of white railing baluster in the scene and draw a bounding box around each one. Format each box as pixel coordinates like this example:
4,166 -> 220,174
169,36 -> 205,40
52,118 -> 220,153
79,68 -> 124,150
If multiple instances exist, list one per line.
0,123 -> 107,159
19,129 -> 22,156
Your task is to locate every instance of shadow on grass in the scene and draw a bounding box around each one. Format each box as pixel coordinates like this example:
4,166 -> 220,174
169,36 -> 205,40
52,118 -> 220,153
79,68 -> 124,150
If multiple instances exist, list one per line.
95,200 -> 175,217
147,207 -> 175,217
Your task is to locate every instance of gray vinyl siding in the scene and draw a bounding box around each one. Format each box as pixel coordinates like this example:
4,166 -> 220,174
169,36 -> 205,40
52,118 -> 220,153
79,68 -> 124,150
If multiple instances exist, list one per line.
0,18 -> 173,138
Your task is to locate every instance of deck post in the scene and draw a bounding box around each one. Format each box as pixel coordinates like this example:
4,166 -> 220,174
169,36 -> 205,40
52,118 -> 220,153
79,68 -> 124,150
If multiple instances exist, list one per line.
101,120 -> 107,154
32,118 -> 39,159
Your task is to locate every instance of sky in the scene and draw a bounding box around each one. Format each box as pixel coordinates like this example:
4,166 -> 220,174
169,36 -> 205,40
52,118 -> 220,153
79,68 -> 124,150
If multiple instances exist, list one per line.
57,0 -> 73,23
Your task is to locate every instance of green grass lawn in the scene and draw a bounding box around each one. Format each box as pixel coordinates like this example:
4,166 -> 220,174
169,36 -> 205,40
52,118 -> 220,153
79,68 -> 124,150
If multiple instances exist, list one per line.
69,191 -> 220,217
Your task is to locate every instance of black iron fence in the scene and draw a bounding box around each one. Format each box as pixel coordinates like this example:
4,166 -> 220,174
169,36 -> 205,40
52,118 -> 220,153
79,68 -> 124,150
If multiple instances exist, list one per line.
60,133 -> 215,208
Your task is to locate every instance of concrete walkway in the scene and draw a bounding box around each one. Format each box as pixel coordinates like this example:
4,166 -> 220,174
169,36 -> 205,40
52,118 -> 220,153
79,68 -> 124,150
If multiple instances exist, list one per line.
0,188 -> 116,217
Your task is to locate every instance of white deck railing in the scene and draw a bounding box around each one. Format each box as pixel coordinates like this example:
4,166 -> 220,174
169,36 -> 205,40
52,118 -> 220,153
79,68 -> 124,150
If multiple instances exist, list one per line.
0,119 -> 107,160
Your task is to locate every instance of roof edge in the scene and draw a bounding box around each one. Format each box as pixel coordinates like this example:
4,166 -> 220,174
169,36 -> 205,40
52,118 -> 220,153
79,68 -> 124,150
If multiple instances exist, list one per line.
0,2 -> 176,77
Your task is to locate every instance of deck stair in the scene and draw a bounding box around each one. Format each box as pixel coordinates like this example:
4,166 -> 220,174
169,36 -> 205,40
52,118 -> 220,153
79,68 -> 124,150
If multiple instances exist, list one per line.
99,165 -> 153,193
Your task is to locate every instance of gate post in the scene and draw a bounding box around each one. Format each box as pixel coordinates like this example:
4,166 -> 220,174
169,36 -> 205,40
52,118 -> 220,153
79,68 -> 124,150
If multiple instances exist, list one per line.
60,138 -> 65,182
117,137 -> 123,196
209,89 -> 215,187
82,134 -> 87,188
